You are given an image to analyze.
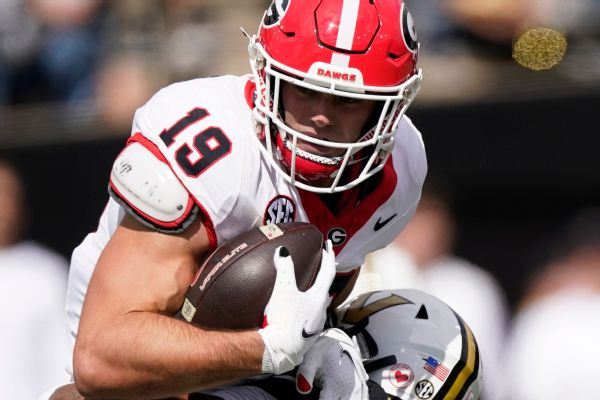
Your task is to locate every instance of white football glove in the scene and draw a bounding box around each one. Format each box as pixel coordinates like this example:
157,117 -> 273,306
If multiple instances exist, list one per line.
258,241 -> 336,375
296,328 -> 369,400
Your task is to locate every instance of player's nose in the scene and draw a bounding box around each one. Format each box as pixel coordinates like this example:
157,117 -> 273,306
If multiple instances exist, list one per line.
310,95 -> 336,129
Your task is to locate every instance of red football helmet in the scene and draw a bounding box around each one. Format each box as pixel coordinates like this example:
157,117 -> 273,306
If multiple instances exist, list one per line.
249,0 -> 422,193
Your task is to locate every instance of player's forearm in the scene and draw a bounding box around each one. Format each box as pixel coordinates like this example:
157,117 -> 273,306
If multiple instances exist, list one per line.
74,311 -> 263,399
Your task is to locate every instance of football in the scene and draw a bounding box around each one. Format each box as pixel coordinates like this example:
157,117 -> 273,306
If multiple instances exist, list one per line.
176,222 -> 324,330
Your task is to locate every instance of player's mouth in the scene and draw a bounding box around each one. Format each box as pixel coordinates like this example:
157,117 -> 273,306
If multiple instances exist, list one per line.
294,131 -> 348,157
282,138 -> 343,165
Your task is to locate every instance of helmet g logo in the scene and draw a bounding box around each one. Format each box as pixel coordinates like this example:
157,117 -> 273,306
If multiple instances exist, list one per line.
401,4 -> 418,54
263,0 -> 291,27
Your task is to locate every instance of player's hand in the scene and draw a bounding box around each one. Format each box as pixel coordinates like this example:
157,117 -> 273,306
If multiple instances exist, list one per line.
258,240 -> 336,375
48,384 -> 84,400
296,328 -> 369,400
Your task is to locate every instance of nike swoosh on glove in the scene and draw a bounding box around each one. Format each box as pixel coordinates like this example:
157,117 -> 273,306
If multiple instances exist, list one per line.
296,328 -> 368,400
258,241 -> 336,375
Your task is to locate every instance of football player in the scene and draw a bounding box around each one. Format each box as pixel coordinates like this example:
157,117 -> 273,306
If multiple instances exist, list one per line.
337,289 -> 483,400
192,289 -> 483,400
43,0 -> 426,398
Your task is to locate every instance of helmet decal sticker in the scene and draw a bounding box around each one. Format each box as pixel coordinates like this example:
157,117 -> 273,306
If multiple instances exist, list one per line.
343,292 -> 414,324
415,380 -> 435,399
327,227 -> 347,246
422,356 -> 450,382
401,3 -> 418,54
389,364 -> 414,389
263,0 -> 291,27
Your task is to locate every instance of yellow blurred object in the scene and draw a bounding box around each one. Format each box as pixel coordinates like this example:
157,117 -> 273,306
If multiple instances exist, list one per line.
513,27 -> 567,71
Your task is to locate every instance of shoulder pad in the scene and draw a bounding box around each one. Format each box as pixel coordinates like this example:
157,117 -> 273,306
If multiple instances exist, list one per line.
109,140 -> 198,233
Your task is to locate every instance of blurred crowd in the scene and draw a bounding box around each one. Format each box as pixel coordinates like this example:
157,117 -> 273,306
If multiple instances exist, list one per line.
507,208 -> 600,399
1,0 -> 600,124
0,160 -> 70,399
0,0 -> 264,134
1,1 -> 599,399
406,0 -> 600,102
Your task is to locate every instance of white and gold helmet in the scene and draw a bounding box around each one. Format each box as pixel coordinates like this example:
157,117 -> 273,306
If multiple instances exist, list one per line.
337,289 -> 482,400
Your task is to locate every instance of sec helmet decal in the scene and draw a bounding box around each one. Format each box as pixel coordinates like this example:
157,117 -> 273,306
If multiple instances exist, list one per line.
415,380 -> 435,399
263,0 -> 291,27
401,3 -> 418,54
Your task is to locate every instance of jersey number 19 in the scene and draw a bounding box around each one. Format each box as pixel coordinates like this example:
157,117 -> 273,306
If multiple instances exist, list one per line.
159,107 -> 232,177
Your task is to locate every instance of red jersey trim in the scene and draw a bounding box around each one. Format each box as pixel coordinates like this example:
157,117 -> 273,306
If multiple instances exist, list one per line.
127,132 -> 168,162
244,79 -> 256,110
113,133 -> 218,250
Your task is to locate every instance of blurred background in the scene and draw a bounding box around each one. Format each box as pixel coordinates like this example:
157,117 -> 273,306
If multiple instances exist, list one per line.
0,0 -> 599,399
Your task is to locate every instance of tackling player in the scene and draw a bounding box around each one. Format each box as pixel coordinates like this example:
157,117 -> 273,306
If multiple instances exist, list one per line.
44,0 -> 429,398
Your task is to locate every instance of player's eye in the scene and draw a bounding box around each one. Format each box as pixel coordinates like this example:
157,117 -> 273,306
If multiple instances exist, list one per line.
338,96 -> 361,105
295,85 -> 316,96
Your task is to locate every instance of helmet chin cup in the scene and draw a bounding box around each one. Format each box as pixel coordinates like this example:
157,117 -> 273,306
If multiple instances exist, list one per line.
276,134 -> 340,183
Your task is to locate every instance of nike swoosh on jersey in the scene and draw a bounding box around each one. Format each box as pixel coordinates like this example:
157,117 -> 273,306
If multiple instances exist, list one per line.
374,213 -> 398,231
301,326 -> 320,339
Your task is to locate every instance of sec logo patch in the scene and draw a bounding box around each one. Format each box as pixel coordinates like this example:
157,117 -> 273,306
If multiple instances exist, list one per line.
264,195 -> 296,224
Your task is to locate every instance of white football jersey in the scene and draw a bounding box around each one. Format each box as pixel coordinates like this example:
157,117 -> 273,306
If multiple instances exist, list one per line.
65,74 -> 426,377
